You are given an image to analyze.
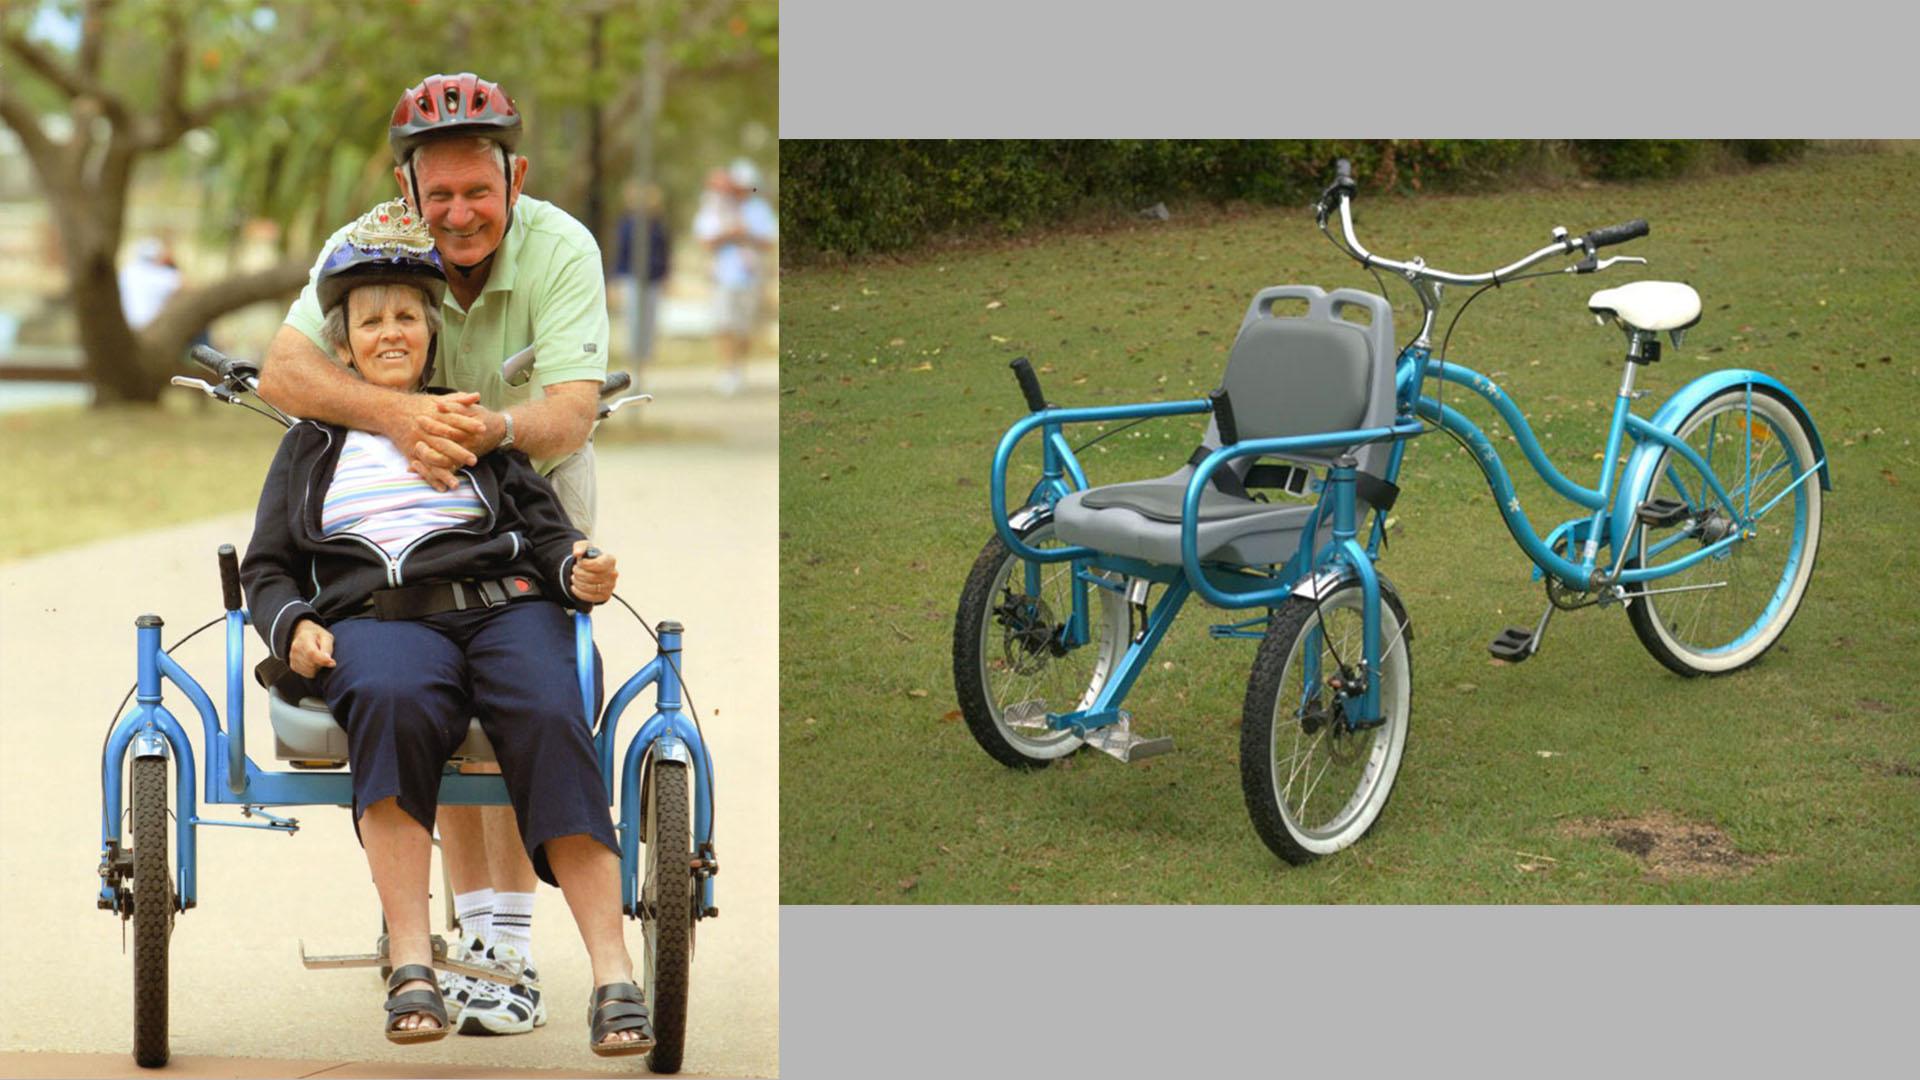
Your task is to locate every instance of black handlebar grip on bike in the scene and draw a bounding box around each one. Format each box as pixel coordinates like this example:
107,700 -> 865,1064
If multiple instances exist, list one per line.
1010,356 -> 1048,412
190,344 -> 230,377
1210,387 -> 1241,446
598,371 -> 632,399
1584,219 -> 1650,250
218,544 -> 243,612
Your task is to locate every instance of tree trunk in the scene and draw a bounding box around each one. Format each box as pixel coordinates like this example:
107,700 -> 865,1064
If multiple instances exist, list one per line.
64,234 -> 154,404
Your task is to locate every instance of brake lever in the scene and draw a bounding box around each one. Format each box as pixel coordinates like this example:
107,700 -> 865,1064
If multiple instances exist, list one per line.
597,393 -> 655,420
1566,254 -> 1648,275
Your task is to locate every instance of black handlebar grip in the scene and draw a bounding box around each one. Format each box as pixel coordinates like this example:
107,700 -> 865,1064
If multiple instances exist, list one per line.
1010,356 -> 1048,412
1584,219 -> 1650,250
1210,387 -> 1241,447
190,344 -> 229,376
599,371 -> 632,399
218,544 -> 242,612
1335,158 -> 1353,182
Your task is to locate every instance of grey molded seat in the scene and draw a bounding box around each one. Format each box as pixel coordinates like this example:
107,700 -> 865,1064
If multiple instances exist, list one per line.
1052,285 -> 1397,571
267,687 -> 496,766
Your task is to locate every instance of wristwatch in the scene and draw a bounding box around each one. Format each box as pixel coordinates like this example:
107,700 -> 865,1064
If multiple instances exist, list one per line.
499,410 -> 517,450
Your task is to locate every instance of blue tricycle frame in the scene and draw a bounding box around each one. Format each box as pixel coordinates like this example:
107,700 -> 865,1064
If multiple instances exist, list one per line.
98,558 -> 717,1071
988,344 -> 1829,739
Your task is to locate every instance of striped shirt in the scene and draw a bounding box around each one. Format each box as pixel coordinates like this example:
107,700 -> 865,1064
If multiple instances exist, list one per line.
320,430 -> 485,557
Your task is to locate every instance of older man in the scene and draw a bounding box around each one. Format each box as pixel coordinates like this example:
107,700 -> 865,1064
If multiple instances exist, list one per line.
258,72 -> 606,1037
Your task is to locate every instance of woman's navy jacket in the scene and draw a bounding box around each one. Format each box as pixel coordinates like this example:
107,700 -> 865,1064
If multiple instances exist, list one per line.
240,419 -> 588,661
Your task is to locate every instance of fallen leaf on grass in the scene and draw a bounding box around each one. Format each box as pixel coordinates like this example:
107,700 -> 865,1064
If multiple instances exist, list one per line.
985,300 -> 1004,310
989,334 -> 1009,344
1536,750 -> 1562,758
906,688 -> 929,699
912,362 -> 934,372
940,710 -> 961,723
898,877 -> 918,892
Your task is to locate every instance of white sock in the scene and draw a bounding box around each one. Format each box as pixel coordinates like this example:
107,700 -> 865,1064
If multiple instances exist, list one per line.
491,890 -> 536,964
453,888 -> 494,946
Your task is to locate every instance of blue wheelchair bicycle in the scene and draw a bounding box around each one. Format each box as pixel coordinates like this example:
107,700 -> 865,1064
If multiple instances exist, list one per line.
97,346 -> 717,1072
957,159 -> 1827,864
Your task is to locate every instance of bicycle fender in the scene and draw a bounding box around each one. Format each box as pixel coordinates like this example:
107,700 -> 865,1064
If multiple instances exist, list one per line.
1612,369 -> 1831,557
635,737 -> 693,833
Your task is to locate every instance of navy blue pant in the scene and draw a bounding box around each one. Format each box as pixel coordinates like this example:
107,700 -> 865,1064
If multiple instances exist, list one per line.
319,600 -> 617,886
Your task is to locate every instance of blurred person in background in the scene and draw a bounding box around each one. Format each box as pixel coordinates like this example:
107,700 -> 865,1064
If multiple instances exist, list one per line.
119,237 -> 179,331
120,234 -> 213,353
692,158 -> 775,396
612,180 -> 671,386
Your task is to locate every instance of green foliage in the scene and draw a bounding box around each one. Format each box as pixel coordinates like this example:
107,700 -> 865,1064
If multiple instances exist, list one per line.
1578,140 -> 1704,181
782,140 -> 1815,261
4,0 -> 778,255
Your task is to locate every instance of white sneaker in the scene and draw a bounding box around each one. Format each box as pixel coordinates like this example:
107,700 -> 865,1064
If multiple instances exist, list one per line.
438,934 -> 486,1020
456,943 -> 545,1036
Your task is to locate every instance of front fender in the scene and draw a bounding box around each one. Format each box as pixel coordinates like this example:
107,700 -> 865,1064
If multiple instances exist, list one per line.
1612,369 -> 1830,557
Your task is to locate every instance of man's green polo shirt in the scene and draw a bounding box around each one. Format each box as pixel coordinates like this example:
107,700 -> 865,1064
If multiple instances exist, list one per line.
285,195 -> 609,476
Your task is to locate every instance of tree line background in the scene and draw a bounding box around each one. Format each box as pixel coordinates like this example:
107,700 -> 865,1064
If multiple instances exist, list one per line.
0,0 -> 778,403
779,139 -> 1810,263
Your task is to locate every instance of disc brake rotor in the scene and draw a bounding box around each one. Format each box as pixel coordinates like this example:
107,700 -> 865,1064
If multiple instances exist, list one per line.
994,587 -> 1061,676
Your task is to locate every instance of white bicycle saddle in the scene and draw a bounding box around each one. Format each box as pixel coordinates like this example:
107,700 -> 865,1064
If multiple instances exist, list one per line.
1586,280 -> 1702,333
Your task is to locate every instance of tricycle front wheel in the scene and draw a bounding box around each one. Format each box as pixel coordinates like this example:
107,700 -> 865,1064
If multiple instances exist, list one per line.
642,760 -> 693,1073
131,755 -> 174,1068
1240,581 -> 1412,864
952,521 -> 1127,768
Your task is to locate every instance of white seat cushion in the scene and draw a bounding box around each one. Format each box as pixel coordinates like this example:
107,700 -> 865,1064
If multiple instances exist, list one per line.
1587,281 -> 1702,332
267,688 -> 495,765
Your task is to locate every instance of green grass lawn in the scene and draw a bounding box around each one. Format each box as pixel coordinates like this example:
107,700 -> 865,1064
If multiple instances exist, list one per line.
779,145 -> 1920,903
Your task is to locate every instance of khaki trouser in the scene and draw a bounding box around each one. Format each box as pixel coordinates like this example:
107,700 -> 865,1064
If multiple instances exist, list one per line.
544,442 -> 598,537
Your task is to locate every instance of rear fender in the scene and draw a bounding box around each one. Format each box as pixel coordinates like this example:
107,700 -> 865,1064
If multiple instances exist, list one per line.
1612,370 -> 1829,557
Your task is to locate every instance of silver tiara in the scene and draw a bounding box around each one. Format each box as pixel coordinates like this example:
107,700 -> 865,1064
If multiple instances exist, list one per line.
344,198 -> 434,255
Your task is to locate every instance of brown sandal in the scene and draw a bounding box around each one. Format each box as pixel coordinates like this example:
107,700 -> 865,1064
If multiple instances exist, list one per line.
384,963 -> 451,1044
587,981 -> 656,1057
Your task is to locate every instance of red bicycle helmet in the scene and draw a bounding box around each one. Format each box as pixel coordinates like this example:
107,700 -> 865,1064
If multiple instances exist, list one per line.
388,72 -> 522,164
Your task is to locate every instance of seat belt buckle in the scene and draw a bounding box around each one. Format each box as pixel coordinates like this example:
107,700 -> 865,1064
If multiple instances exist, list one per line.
476,578 -> 510,607
1282,466 -> 1312,498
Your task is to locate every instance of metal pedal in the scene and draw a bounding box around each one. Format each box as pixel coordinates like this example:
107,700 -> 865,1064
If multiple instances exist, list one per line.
299,935 -> 534,988
1636,497 -> 1691,528
1488,626 -> 1536,662
1082,712 -> 1174,763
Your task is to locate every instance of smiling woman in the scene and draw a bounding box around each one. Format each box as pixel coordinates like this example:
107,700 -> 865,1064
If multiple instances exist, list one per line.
325,284 -> 441,393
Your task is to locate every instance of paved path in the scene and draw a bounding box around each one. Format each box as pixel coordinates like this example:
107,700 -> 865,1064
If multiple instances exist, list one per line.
0,368 -> 778,1076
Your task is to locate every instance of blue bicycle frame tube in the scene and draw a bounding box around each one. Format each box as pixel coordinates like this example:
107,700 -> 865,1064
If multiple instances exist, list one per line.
1416,357 -> 1776,590
990,398 -> 1213,563
1046,577 -> 1191,733
1181,421 -> 1424,609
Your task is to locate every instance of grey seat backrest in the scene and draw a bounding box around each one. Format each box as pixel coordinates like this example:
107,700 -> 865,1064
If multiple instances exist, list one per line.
1199,285 -> 1397,475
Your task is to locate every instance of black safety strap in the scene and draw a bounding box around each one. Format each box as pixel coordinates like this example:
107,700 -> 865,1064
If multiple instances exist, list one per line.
254,655 -> 322,702
370,575 -> 543,621
1186,446 -> 1397,513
